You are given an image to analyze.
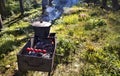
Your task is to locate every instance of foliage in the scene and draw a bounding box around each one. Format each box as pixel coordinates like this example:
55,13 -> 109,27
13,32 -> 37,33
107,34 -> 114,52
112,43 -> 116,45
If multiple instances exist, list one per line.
62,14 -> 79,25
6,1 -> 20,15
2,0 -> 41,17
53,5 -> 120,76
84,18 -> 106,30
56,38 -> 76,63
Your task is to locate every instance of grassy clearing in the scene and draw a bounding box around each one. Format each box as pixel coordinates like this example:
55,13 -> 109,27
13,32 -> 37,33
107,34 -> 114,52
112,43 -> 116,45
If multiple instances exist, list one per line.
0,4 -> 120,76
52,5 -> 120,76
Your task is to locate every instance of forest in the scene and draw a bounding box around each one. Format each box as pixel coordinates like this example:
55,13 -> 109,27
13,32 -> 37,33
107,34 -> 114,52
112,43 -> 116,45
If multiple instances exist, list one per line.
0,0 -> 120,76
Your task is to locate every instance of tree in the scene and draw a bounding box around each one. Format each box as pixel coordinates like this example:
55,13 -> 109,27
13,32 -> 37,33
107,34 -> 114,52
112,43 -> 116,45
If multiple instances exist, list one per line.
101,0 -> 107,8
49,0 -> 53,6
0,15 -> 3,31
101,0 -> 120,10
33,0 -> 38,4
19,0 -> 24,15
0,0 -> 6,18
33,0 -> 38,8
84,0 -> 100,5
111,0 -> 120,10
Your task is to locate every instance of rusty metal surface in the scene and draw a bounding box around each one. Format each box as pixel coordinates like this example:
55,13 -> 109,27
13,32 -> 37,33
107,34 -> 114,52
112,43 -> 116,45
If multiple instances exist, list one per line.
17,33 -> 56,72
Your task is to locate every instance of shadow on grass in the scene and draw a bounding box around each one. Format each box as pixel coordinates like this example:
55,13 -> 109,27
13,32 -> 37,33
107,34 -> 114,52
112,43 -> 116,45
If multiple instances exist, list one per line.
0,25 -> 33,38
4,11 -> 37,27
108,17 -> 120,33
109,17 -> 120,25
4,15 -> 23,27
0,22 -> 33,59
0,36 -> 28,60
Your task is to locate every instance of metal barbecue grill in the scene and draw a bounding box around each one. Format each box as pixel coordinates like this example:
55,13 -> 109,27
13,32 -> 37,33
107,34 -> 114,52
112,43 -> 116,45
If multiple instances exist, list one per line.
17,20 -> 56,75
17,33 -> 56,72
17,0 -> 79,75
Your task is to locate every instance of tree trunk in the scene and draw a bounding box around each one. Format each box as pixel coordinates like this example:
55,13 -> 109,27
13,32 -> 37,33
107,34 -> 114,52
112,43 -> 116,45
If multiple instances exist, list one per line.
42,0 -> 49,14
49,0 -> 53,6
0,0 -> 6,18
111,0 -> 120,10
84,0 -> 90,4
93,0 -> 100,4
101,0 -> 107,8
33,0 -> 38,4
33,0 -> 38,8
0,15 -> 3,31
19,0 -> 24,15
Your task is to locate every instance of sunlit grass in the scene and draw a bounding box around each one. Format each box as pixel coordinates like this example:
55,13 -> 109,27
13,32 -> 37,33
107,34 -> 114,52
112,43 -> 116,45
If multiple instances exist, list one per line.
62,14 -> 79,25
64,6 -> 87,15
84,18 -> 106,30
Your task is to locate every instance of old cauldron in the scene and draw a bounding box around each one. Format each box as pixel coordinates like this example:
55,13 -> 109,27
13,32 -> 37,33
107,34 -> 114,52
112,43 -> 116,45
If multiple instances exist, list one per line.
32,21 -> 51,38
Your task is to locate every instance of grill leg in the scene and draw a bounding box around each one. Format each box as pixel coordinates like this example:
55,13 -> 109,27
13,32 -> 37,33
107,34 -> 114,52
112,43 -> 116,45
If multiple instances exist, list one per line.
48,72 -> 51,76
14,70 -> 27,76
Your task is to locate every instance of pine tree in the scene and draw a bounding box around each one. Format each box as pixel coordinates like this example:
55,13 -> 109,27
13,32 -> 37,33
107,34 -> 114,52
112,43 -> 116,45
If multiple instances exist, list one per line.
0,0 -> 6,18
0,14 -> 2,31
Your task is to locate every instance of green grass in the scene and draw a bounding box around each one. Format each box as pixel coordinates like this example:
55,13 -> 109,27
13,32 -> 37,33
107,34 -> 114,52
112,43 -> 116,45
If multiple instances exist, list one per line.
52,5 -> 120,76
62,14 -> 79,25
0,4 -> 120,76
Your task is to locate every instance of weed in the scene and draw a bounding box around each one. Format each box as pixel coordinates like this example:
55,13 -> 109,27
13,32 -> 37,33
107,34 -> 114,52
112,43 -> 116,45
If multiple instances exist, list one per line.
84,18 -> 106,30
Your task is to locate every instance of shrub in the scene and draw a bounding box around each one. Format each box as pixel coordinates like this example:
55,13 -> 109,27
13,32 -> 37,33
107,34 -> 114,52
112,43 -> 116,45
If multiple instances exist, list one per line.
56,38 -> 76,63
84,18 -> 106,30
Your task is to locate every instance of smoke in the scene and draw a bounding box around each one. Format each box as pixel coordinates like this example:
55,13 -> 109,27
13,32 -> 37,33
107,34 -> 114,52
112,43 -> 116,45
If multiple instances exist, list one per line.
53,0 -> 79,7
41,0 -> 79,22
